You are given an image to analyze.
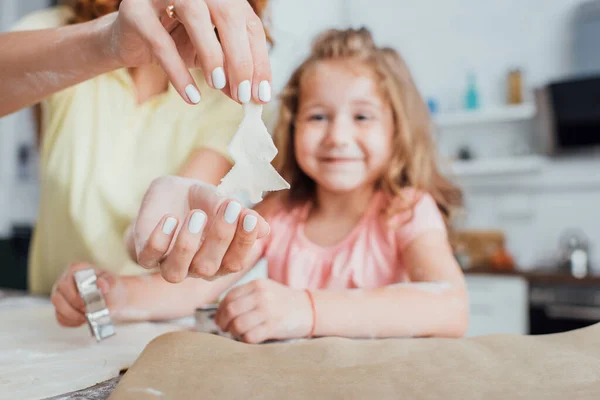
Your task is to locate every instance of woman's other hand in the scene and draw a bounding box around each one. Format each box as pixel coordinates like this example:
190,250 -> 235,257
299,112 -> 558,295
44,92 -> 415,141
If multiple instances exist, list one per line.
132,176 -> 269,283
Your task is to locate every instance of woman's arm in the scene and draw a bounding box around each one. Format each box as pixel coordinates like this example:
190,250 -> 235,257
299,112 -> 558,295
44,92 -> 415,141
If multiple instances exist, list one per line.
1,0 -> 273,118
310,231 -> 468,338
0,16 -> 118,117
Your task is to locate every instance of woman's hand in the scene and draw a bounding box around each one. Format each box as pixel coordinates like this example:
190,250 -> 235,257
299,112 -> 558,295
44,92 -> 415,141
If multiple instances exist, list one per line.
111,0 -> 272,104
132,176 -> 270,283
50,262 -> 126,327
214,279 -> 313,344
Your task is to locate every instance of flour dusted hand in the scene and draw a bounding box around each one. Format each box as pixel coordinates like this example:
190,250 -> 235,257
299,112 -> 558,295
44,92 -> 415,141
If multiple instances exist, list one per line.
131,177 -> 270,282
217,103 -> 290,203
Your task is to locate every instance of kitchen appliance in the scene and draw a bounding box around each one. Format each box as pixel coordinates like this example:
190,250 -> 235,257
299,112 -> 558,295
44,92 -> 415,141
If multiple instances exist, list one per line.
558,229 -> 591,278
535,75 -> 600,155
529,279 -> 600,335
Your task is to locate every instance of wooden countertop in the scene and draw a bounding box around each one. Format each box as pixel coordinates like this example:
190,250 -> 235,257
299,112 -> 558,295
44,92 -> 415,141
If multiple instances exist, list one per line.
465,266 -> 600,286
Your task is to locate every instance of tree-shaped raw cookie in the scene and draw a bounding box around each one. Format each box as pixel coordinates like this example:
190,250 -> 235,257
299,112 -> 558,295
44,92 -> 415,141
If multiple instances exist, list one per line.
217,103 -> 290,203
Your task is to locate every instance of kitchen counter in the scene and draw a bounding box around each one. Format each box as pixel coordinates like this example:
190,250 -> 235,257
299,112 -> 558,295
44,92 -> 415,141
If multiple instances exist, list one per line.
465,266 -> 600,335
465,266 -> 600,286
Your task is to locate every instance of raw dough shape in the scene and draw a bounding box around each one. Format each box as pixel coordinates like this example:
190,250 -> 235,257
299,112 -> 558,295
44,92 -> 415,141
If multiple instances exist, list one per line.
0,305 -> 188,400
217,103 -> 290,203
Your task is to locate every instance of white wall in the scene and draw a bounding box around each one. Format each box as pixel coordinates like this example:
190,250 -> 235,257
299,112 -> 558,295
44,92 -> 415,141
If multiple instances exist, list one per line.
346,0 -> 586,110
269,0 -> 347,92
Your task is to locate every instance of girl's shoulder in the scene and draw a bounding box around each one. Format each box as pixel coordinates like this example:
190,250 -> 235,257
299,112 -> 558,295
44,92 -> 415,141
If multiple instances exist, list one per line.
380,187 -> 431,214
379,188 -> 447,248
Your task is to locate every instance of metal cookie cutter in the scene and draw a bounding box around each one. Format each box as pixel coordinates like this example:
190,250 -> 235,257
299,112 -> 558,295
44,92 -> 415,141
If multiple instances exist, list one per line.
195,304 -> 230,337
74,269 -> 115,342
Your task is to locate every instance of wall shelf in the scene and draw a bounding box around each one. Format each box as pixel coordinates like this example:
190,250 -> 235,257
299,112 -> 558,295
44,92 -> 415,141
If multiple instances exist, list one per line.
434,104 -> 536,128
448,155 -> 547,177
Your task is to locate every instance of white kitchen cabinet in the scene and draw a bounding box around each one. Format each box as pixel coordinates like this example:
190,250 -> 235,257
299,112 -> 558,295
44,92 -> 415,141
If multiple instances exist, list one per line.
465,274 -> 529,337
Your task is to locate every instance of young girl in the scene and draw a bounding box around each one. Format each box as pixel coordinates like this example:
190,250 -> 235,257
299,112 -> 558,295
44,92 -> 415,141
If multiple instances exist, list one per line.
51,28 -> 468,341
210,27 -> 467,343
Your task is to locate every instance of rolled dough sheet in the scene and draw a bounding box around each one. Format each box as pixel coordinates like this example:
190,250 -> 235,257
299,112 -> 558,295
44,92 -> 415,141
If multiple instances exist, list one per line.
0,305 -> 187,400
110,324 -> 600,400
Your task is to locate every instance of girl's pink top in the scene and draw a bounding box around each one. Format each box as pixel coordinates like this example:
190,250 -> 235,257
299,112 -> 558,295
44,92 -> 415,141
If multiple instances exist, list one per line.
258,190 -> 447,290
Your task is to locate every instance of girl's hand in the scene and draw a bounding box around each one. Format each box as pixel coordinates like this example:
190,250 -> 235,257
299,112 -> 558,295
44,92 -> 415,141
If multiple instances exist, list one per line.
109,0 -> 272,104
50,262 -> 126,327
214,279 -> 313,344
132,176 -> 270,283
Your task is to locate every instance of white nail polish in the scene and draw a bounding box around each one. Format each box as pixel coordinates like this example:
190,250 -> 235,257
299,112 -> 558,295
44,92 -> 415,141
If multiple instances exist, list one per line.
162,217 -> 177,235
188,211 -> 207,234
243,215 -> 258,232
224,202 -> 242,224
238,80 -> 251,104
258,81 -> 271,102
185,84 -> 201,104
212,67 -> 227,90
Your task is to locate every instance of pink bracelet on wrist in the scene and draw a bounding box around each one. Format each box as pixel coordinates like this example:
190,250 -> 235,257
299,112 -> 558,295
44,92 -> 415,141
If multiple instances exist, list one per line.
304,289 -> 316,338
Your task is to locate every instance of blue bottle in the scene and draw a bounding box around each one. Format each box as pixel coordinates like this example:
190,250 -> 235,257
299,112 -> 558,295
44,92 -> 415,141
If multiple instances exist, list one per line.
427,97 -> 439,115
465,72 -> 480,110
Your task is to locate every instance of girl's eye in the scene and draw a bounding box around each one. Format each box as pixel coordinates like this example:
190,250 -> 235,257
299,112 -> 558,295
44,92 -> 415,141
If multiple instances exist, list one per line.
355,114 -> 370,121
309,114 -> 327,121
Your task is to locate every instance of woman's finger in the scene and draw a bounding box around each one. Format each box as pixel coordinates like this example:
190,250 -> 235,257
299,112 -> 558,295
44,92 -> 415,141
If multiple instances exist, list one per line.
134,3 -> 201,104
216,210 -> 259,275
137,215 -> 179,270
210,2 -> 254,103
246,13 -> 272,103
189,200 -> 242,278
160,210 -> 207,283
215,292 -> 257,330
173,0 -> 226,90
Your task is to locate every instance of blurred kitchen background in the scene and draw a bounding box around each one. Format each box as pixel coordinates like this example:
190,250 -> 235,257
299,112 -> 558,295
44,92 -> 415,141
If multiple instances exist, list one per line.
2,0 -> 600,336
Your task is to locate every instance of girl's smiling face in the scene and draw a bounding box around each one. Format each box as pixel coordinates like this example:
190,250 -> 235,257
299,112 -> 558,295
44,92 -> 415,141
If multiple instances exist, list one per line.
294,60 -> 394,193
